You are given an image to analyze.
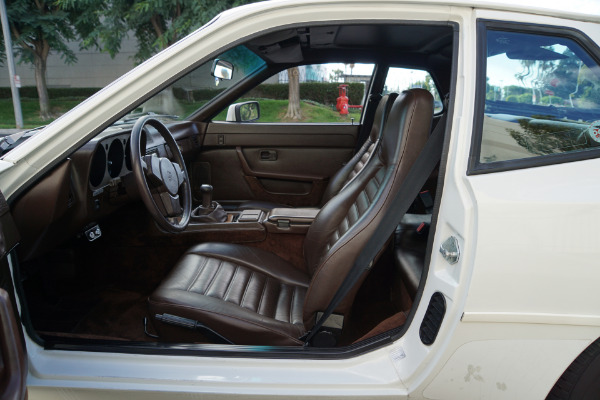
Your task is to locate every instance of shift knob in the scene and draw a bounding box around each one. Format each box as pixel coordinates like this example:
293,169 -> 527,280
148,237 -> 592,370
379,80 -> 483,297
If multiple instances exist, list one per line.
200,184 -> 213,208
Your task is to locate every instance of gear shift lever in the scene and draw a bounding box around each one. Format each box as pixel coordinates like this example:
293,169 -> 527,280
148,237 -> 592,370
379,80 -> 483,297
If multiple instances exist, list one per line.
192,184 -> 227,223
200,184 -> 213,208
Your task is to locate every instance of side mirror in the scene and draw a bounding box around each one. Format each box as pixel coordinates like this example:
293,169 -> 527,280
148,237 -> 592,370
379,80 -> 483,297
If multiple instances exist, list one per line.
226,101 -> 260,122
211,59 -> 234,80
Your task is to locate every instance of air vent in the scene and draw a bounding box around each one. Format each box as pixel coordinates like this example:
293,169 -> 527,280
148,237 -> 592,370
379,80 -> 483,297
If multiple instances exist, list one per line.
419,292 -> 446,345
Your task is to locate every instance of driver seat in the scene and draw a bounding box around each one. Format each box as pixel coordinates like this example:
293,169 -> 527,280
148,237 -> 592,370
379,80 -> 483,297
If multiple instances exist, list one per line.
148,89 -> 434,345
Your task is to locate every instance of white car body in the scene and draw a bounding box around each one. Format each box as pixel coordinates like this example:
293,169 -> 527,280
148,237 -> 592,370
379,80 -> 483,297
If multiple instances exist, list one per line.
1,0 -> 600,399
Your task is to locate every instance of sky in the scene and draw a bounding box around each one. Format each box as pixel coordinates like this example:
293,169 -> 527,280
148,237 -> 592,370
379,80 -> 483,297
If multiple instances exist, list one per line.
326,63 -> 431,92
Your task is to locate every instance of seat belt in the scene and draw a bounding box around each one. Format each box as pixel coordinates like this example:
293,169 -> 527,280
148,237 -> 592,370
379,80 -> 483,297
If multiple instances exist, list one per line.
304,111 -> 448,347
354,93 -> 382,153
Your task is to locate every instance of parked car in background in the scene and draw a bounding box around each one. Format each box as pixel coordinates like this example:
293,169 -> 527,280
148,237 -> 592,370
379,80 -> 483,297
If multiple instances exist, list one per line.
1,0 -> 600,399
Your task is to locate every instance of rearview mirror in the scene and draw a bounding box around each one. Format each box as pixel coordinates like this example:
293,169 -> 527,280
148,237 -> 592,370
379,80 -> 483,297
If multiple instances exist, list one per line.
226,101 -> 260,122
211,59 -> 234,80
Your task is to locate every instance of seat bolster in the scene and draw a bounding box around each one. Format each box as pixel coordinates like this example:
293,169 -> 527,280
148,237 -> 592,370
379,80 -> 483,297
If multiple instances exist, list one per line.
149,289 -> 305,346
186,242 -> 309,287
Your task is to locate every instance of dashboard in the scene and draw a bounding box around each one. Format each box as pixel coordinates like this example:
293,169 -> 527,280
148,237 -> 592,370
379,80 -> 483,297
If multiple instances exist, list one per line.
12,119 -> 205,262
87,123 -> 173,192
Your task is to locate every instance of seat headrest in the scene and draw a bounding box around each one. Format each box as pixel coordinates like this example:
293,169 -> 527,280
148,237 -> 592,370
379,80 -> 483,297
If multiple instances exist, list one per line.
368,93 -> 399,142
379,89 -> 433,165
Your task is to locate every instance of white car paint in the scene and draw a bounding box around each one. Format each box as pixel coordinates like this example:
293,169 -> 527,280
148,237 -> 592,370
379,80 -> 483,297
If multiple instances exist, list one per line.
1,1 -> 599,399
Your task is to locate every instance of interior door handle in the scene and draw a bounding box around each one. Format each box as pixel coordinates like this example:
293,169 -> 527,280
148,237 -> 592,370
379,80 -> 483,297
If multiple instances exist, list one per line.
260,150 -> 277,161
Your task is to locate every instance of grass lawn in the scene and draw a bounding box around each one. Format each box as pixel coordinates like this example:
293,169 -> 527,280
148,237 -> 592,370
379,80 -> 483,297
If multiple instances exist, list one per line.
211,98 -> 361,123
0,97 -> 88,129
0,97 -> 361,129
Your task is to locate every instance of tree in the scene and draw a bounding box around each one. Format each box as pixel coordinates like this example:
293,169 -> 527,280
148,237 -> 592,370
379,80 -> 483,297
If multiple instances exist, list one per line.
329,68 -> 343,82
284,67 -> 301,120
5,0 -> 94,120
61,0 -> 261,63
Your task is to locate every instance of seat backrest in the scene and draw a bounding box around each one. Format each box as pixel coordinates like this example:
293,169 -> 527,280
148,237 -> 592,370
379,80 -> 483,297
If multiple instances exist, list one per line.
319,93 -> 398,205
302,89 -> 434,328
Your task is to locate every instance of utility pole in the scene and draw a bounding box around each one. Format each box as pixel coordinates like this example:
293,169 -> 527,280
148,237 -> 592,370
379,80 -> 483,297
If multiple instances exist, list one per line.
0,0 -> 24,129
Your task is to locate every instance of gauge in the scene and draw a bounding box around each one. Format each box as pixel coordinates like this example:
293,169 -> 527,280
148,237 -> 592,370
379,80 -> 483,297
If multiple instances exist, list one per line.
89,145 -> 106,187
107,139 -> 124,178
125,138 -> 132,171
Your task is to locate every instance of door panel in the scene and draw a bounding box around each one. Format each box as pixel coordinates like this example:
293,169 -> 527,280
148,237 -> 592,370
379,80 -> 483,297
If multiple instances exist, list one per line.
194,122 -> 359,206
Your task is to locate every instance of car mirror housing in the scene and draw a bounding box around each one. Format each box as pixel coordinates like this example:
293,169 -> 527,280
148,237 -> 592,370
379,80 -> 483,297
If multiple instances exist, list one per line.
211,59 -> 234,80
226,101 -> 260,122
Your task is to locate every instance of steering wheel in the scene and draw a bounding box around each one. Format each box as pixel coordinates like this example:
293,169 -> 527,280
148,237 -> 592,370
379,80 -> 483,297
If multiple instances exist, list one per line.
130,116 -> 191,232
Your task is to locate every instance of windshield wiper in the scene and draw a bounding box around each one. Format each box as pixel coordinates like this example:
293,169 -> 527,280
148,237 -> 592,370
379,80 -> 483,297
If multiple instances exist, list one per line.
0,126 -> 46,156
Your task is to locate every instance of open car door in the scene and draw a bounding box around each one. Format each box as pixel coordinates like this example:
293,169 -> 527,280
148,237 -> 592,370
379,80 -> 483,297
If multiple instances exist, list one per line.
0,190 -> 27,400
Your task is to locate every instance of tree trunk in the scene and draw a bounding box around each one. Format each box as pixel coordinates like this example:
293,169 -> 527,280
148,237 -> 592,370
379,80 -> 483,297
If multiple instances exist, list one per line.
285,67 -> 301,120
34,53 -> 51,120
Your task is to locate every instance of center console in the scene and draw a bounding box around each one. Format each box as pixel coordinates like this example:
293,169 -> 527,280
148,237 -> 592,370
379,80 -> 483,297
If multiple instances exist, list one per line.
186,199 -> 318,237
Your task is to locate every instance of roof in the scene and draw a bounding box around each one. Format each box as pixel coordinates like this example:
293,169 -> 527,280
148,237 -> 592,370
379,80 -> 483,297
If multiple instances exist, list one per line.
225,0 -> 600,24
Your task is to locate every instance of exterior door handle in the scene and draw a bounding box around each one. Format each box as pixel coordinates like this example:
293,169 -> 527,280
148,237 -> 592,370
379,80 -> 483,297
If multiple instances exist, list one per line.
260,150 -> 277,161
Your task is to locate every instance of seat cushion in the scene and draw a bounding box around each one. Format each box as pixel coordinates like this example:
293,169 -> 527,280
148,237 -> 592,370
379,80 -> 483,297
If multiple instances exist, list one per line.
149,243 -> 309,345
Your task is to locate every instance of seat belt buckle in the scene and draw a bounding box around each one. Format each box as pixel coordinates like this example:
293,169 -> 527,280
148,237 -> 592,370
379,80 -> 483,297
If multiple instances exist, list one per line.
419,190 -> 434,213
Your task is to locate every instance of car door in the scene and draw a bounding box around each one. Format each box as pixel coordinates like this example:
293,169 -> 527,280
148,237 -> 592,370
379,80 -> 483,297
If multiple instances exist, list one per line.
195,122 -> 359,207
189,64 -> 376,208
421,14 -> 600,399
0,190 -> 27,400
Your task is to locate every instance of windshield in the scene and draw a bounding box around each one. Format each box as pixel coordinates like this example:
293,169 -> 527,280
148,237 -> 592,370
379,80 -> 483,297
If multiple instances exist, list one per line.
122,45 -> 266,122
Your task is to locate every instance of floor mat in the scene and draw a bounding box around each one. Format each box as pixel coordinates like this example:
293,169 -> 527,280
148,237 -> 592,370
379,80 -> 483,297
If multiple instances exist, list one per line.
73,287 -> 152,342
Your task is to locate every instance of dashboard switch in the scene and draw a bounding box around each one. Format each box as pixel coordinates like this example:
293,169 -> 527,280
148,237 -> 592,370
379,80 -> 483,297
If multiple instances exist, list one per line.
85,225 -> 102,242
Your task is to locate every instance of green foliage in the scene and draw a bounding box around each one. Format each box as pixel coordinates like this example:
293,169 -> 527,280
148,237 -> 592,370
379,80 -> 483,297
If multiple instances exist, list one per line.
59,0 -> 262,63
517,93 -> 533,104
0,97 -> 85,128
0,87 -> 99,99
504,85 -> 527,97
540,95 -> 564,105
172,87 -> 225,101
505,95 -> 519,103
329,69 -> 343,82
211,98 -> 355,123
6,0 -> 79,65
247,82 -> 365,106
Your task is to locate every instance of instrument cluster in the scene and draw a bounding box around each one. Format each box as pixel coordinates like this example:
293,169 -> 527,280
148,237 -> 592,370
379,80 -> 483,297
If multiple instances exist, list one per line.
89,133 -> 133,189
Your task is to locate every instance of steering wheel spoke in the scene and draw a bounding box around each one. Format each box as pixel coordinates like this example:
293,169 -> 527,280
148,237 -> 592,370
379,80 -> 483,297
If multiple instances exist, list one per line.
173,162 -> 187,186
153,191 -> 183,218
130,116 -> 191,232
143,154 -> 164,188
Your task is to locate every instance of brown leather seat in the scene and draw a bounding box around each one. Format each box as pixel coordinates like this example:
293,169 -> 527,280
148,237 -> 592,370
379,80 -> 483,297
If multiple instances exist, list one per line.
149,89 -> 434,345
237,93 -> 398,211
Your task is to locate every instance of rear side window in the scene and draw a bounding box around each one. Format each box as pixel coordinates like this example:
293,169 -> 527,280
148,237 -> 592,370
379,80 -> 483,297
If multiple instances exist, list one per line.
383,67 -> 443,113
472,27 -> 600,171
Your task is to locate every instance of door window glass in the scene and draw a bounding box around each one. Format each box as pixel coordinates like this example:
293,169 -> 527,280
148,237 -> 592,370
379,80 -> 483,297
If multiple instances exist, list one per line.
123,45 -> 266,121
214,63 -> 374,123
479,30 -> 600,165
